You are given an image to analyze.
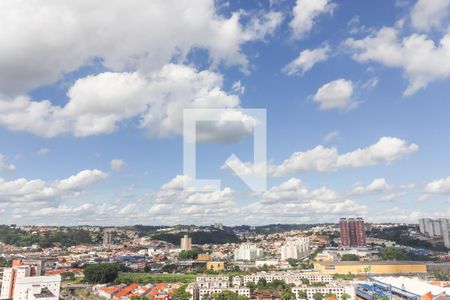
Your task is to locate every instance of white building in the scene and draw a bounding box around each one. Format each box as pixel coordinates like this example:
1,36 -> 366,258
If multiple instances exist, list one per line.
195,276 -> 229,289
419,218 -> 450,248
243,271 -> 333,286
255,260 -> 278,268
181,235 -> 192,251
292,283 -> 355,300
13,276 -> 61,300
189,277 -> 250,300
234,244 -> 264,261
1,260 -> 59,300
280,237 -> 309,260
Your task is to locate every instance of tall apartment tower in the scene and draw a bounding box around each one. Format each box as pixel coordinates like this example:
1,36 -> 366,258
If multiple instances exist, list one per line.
280,237 -> 310,260
0,259 -> 51,300
103,230 -> 112,246
180,234 -> 192,251
340,217 -> 366,247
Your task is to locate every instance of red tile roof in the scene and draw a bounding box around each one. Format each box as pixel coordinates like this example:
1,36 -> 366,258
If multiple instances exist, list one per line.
115,284 -> 140,298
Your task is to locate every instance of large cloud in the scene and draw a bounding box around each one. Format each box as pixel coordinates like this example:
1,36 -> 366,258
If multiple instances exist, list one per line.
345,27 -> 450,96
223,137 -> 418,177
242,177 -> 367,224
0,64 -> 255,141
0,169 -> 108,204
420,176 -> 450,200
0,0 -> 282,96
410,0 -> 450,31
289,0 -> 335,39
269,137 -> 418,176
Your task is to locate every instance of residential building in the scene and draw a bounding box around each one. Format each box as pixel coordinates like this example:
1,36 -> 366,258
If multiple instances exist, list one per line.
340,218 -> 366,247
419,218 -> 450,248
1,259 -> 43,300
419,218 -> 447,237
180,235 -> 192,251
314,261 -> 428,275
243,271 -> 333,286
189,277 -> 250,300
280,237 -> 309,260
292,283 -> 355,300
13,275 -> 61,300
234,244 -> 264,261
103,230 -> 113,246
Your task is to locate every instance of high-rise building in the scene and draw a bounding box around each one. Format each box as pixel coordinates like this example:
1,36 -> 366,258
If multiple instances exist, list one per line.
339,217 -> 366,247
0,259 -> 59,300
181,234 -> 192,251
234,244 -> 264,261
103,230 -> 112,246
280,237 -> 310,260
419,218 -> 445,237
442,220 -> 450,249
420,218 -> 450,248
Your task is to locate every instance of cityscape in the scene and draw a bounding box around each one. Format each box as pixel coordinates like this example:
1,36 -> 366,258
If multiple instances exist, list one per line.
1,0 -> 450,300
0,218 -> 449,300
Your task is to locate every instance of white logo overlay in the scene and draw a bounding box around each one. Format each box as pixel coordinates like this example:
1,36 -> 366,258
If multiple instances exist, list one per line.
183,108 -> 267,192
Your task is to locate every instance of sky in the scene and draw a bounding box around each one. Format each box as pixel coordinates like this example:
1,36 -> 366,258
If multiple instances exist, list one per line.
0,0 -> 450,226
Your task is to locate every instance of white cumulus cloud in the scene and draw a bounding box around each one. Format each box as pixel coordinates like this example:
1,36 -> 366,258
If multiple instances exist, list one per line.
110,159 -> 126,172
0,169 -> 108,204
0,0 -> 282,96
411,0 -> 450,31
268,137 -> 418,176
283,45 -> 330,75
313,79 -> 356,110
0,64 -> 254,142
345,27 -> 450,96
289,0 -> 336,39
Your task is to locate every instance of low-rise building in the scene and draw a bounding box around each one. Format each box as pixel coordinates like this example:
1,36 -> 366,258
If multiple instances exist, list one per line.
292,283 -> 355,300
355,277 -> 450,300
243,271 -> 333,286
314,261 -> 428,275
189,277 -> 250,300
206,261 -> 225,272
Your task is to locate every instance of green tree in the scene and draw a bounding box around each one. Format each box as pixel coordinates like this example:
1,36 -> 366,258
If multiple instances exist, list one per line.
298,291 -> 307,299
212,291 -> 249,300
340,254 -> 359,261
0,257 -> 11,267
342,293 -> 351,300
282,291 -> 295,300
301,278 -> 310,285
313,293 -> 324,300
287,258 -> 299,267
172,284 -> 192,300
246,282 -> 256,293
179,247 -> 203,260
256,278 -> 267,289
84,263 -> 119,284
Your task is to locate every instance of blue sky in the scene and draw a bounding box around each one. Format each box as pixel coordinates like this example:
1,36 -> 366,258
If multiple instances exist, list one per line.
0,0 -> 450,225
